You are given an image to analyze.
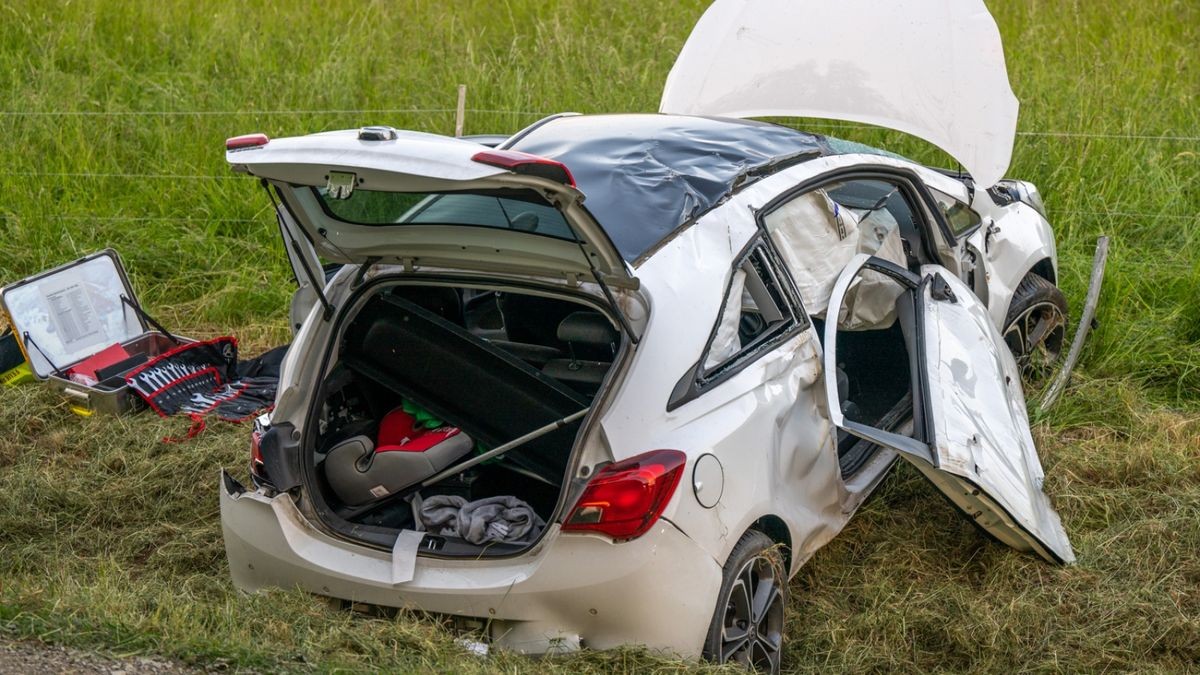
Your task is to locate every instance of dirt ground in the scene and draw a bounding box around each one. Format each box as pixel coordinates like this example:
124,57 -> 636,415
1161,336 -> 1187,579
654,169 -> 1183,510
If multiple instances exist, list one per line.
0,640 -> 202,675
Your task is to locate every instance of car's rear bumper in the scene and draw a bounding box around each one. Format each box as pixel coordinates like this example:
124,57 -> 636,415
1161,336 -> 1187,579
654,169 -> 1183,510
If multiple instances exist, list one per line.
220,472 -> 721,657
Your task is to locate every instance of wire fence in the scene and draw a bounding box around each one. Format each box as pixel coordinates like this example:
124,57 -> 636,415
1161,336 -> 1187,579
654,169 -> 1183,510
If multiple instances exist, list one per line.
0,107 -> 549,118
0,107 -> 1195,224
3,210 -> 1193,226
0,106 -> 1196,142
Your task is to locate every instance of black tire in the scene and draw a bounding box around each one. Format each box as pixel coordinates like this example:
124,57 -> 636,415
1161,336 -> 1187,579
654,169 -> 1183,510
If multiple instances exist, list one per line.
702,530 -> 787,674
1003,273 -> 1069,381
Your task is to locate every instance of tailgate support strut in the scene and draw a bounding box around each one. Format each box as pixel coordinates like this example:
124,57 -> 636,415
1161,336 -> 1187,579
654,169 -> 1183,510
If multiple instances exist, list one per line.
421,408 -> 589,487
263,180 -> 335,321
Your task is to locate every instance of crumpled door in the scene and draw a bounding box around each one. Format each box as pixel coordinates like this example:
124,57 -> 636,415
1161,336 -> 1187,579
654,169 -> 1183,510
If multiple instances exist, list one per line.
823,254 -> 1074,563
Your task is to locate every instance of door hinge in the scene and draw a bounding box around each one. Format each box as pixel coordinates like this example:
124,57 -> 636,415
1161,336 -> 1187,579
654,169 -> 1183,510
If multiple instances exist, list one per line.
984,220 -> 1001,254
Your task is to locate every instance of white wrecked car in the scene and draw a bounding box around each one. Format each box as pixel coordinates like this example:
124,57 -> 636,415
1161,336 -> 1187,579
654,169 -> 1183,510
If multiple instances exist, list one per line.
220,0 -> 1072,670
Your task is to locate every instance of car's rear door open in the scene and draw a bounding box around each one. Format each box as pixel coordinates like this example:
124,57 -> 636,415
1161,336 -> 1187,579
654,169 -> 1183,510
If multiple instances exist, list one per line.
822,254 -> 1075,564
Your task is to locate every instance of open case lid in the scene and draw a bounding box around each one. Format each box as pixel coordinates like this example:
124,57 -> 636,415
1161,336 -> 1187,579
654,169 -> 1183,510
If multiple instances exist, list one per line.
0,249 -> 148,379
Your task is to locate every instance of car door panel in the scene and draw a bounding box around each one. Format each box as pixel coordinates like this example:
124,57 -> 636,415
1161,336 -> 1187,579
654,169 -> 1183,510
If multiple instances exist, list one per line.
823,253 -> 1074,564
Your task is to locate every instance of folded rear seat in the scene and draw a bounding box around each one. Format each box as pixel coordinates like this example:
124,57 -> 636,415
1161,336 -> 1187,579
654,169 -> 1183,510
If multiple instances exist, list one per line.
342,294 -> 589,484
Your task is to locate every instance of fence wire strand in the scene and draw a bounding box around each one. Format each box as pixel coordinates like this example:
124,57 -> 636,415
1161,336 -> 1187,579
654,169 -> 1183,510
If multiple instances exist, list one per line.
0,107 -> 1195,142
0,107 -> 548,117
1,108 -> 1195,224
4,209 -> 1193,225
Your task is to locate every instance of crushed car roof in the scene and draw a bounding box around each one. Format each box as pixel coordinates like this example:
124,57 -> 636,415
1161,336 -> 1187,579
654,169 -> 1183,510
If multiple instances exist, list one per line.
506,114 -> 829,262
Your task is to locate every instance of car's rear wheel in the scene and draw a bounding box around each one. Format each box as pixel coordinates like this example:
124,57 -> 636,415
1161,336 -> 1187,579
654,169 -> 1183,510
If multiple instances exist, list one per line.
703,530 -> 786,674
1003,273 -> 1068,381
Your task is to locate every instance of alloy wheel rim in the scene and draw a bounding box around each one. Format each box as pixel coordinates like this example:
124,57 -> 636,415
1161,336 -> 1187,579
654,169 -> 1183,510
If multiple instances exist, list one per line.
719,554 -> 784,672
1004,300 -> 1067,380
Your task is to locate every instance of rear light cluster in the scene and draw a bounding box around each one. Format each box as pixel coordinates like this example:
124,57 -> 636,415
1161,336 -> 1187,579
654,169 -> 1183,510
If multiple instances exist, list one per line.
471,149 -> 576,187
562,450 -> 686,541
225,133 -> 269,151
249,428 -> 267,483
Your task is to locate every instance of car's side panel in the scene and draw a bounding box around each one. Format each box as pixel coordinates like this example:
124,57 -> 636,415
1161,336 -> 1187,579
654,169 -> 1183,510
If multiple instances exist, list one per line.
819,255 -> 1074,563
603,170 -> 890,576
916,266 -> 1074,563
967,198 -> 1059,328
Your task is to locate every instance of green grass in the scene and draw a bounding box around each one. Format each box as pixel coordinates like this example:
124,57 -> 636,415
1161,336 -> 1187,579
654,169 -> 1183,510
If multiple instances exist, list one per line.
0,0 -> 1197,671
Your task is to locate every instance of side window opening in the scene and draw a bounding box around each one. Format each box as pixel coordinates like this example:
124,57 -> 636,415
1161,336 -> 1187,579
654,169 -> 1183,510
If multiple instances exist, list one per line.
824,179 -> 923,268
701,243 -> 804,378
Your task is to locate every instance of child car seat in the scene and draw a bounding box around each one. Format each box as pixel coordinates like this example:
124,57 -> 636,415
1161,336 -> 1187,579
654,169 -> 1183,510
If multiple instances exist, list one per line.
324,405 -> 473,507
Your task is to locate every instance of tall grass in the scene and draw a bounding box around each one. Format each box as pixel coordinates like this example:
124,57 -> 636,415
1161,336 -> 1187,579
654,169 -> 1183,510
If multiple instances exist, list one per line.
0,0 -> 1197,671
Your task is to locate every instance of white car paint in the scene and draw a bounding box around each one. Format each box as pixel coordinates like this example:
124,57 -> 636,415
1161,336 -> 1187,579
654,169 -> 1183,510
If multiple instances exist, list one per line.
221,479 -> 723,656
661,0 -> 1020,188
822,255 -> 1073,563
229,132 -> 634,290
220,137 -> 1071,660
970,200 -> 1060,329
227,128 -> 508,184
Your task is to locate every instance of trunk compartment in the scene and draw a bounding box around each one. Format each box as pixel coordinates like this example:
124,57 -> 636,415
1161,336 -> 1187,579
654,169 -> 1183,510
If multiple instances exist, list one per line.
301,280 -> 620,557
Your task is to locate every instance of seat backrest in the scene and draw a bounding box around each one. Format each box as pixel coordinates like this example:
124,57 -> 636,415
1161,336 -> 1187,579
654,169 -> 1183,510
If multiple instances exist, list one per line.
345,294 -> 588,483
389,286 -> 463,326
556,312 -> 618,362
498,293 -> 577,348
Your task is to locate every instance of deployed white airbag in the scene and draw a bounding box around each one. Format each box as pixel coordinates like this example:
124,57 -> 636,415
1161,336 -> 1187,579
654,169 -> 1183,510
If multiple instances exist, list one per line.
661,0 -> 1019,188
764,190 -> 859,318
764,189 -> 907,330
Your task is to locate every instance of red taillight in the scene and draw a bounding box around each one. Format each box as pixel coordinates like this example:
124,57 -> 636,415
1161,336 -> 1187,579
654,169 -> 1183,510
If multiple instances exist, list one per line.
562,450 -> 686,541
471,149 -> 575,187
225,133 -> 269,151
249,429 -> 266,480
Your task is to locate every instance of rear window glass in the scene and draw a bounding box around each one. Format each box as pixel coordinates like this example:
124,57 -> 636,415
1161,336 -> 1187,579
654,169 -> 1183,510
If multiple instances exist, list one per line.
313,187 -> 577,240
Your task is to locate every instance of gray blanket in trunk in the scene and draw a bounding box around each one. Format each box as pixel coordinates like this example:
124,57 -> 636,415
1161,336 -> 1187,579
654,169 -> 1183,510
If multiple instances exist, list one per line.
414,494 -> 546,545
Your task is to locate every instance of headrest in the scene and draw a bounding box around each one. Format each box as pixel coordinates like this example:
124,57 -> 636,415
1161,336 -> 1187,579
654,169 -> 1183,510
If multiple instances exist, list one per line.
388,286 -> 462,324
511,211 -> 540,232
557,312 -> 617,347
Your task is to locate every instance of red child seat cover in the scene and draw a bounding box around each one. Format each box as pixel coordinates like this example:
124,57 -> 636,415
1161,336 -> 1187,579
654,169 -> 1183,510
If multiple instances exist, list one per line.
322,405 -> 474,506
376,406 -> 462,453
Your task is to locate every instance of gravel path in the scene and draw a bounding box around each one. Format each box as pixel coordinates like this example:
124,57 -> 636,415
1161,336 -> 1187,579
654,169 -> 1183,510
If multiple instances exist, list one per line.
0,639 -> 203,674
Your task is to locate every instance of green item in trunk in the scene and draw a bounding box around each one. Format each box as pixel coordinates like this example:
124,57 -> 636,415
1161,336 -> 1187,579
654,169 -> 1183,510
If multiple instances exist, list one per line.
401,398 -> 446,430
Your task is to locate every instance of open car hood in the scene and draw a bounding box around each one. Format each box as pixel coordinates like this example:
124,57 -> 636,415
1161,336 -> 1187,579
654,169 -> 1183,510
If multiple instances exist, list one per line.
660,0 -> 1019,188
226,129 -> 635,288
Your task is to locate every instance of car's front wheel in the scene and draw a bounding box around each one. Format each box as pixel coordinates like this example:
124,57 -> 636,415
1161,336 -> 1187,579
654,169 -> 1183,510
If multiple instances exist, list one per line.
1003,272 -> 1069,380
702,530 -> 786,674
